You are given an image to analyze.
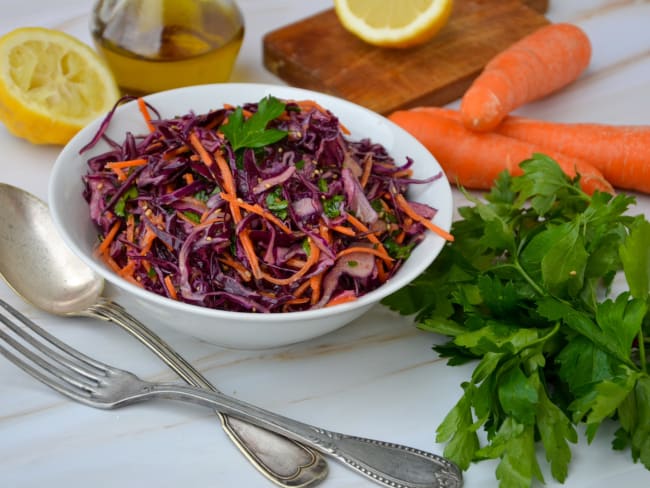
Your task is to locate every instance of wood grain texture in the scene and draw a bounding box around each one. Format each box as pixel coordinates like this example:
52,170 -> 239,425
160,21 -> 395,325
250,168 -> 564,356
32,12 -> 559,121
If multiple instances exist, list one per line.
263,0 -> 550,114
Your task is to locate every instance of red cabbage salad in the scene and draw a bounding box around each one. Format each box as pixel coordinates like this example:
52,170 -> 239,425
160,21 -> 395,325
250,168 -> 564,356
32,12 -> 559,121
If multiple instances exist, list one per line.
81,95 -> 452,313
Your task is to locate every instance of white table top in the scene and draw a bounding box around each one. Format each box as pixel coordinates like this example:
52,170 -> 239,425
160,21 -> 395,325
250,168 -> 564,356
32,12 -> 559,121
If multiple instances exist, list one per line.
1,1 -> 650,487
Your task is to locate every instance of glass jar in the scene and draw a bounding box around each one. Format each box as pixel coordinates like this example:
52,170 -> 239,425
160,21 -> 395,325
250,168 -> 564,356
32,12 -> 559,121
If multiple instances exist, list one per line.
90,0 -> 244,96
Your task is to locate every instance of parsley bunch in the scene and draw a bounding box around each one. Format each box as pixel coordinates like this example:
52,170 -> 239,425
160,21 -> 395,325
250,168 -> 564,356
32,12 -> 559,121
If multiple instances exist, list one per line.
383,155 -> 650,487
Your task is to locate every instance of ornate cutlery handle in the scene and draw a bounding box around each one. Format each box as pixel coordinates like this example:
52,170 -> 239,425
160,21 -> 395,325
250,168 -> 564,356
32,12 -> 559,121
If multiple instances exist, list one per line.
87,299 -> 328,487
146,382 -> 463,488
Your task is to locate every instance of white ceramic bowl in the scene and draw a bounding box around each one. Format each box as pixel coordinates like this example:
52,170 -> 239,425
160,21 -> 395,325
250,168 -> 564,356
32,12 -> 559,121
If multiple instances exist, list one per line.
49,83 -> 452,349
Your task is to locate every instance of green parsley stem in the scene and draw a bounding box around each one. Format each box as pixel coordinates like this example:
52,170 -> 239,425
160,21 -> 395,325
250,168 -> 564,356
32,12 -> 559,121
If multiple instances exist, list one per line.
639,331 -> 648,374
493,260 -> 546,297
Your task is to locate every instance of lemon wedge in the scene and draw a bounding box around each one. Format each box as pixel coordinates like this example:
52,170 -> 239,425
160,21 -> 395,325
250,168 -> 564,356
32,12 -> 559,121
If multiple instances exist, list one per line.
0,27 -> 120,145
334,0 -> 453,48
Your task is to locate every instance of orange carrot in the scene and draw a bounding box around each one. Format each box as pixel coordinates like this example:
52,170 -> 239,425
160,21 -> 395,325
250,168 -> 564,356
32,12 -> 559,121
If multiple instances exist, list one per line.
460,23 -> 592,132
325,291 -> 357,308
292,279 -> 313,299
262,238 -> 321,286
240,229 -> 262,280
219,192 -> 292,234
137,97 -> 156,132
163,275 -> 178,300
360,155 -> 373,188
106,158 -> 148,181
336,246 -> 395,262
309,273 -> 323,305
106,158 -> 148,170
493,116 -> 650,194
96,221 -> 120,256
394,193 -> 454,242
219,255 -> 253,282
331,225 -> 357,237
412,106 -> 648,193
388,109 -> 614,195
344,214 -> 393,261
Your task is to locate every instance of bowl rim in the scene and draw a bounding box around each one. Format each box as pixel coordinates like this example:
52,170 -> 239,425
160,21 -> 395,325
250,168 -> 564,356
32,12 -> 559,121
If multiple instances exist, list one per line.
49,82 -> 453,322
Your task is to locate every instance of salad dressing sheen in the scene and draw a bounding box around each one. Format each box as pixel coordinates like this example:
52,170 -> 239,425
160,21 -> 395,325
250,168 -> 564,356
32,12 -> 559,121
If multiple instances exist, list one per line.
90,0 -> 244,96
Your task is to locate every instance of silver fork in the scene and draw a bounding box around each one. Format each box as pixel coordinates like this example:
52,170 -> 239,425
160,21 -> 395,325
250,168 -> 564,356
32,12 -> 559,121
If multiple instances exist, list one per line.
0,298 -> 462,488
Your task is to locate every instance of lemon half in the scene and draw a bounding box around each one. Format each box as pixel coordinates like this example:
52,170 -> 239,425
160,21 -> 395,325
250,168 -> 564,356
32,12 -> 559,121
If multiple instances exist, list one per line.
0,27 -> 119,145
334,0 -> 453,48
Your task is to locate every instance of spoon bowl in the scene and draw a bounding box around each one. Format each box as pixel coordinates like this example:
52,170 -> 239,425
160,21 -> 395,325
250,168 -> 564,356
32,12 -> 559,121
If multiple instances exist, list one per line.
0,184 -> 103,314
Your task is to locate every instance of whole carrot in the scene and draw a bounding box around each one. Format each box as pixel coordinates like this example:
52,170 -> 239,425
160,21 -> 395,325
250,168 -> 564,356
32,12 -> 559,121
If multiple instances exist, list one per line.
495,116 -> 650,194
415,106 -> 650,194
460,23 -> 592,132
388,109 -> 613,195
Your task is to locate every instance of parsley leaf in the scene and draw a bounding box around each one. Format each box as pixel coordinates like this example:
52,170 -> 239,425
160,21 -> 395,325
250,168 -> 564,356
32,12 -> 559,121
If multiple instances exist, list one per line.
265,187 -> 288,220
323,195 -> 344,218
220,96 -> 288,152
114,186 -> 138,217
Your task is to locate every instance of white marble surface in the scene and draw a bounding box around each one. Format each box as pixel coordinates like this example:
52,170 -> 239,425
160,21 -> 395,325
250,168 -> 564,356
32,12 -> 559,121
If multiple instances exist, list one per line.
1,1 -> 650,487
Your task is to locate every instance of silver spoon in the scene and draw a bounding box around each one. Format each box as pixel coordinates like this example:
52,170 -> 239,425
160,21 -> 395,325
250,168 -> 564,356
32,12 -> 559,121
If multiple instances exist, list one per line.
0,182 -> 328,487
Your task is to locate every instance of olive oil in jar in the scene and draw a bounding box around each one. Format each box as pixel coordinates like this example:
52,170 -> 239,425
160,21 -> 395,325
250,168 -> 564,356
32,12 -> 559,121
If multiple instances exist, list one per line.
90,0 -> 244,95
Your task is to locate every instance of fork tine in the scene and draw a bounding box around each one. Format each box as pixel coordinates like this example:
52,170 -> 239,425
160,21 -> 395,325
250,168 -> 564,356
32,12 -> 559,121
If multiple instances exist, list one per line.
0,337 -> 93,401
0,323 -> 98,392
0,299 -> 110,377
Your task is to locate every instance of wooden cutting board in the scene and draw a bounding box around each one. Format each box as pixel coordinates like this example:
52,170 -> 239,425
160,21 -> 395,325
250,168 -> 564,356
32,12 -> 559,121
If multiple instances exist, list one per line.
263,0 -> 550,115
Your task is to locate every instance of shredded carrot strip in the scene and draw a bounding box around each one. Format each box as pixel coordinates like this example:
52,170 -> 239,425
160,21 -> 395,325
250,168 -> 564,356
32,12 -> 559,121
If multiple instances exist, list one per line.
240,229 -> 262,280
310,273 -> 323,305
183,173 -> 194,185
220,193 -> 292,234
293,279 -> 312,299
345,214 -> 391,260
262,239 -> 321,286
163,145 -> 190,160
105,158 -> 147,181
319,221 -> 332,245
214,150 -> 238,200
295,99 -> 329,114
189,132 -> 242,224
109,166 -> 127,181
106,159 -> 148,170
336,246 -> 394,262
139,227 -> 157,256
376,258 -> 387,283
96,221 -> 120,256
395,194 -> 454,242
119,260 -> 136,278
331,224 -> 356,237
126,214 -> 135,243
189,132 -> 214,167
286,257 -> 307,268
395,231 -> 406,244
325,292 -> 357,308
163,275 -> 178,300
137,97 -> 156,132
360,155 -> 373,189
102,254 -> 122,274
219,255 -> 253,282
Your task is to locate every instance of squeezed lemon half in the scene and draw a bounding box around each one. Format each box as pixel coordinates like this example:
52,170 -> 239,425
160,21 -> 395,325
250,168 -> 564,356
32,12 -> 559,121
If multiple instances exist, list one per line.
0,27 -> 119,145
334,0 -> 454,48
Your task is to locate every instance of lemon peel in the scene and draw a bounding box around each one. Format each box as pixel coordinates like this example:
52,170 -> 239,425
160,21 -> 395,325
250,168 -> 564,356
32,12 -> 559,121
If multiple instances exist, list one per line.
334,0 -> 454,48
0,27 -> 119,145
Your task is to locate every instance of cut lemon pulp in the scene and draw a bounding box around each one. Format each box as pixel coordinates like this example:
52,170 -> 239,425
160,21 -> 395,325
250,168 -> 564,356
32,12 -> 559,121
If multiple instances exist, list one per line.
334,0 -> 453,48
0,27 -> 120,145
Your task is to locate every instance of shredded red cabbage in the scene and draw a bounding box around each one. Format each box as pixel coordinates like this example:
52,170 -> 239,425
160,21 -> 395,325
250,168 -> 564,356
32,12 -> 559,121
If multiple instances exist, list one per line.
82,96 -> 443,313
